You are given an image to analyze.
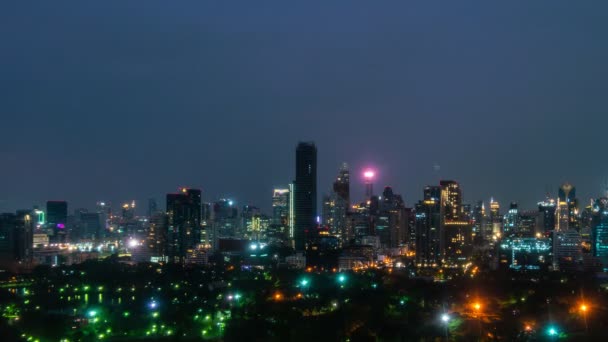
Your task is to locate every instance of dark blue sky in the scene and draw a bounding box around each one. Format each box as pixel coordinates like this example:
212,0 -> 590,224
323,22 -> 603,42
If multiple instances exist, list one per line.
1,1 -> 607,214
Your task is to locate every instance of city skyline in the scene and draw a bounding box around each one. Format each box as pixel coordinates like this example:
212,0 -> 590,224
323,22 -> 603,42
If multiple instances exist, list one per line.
0,148 -> 603,216
2,2 -> 608,213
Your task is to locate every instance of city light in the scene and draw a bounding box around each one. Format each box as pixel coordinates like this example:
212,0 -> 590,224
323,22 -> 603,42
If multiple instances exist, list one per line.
441,314 -> 450,323
363,170 -> 375,179
547,326 -> 558,337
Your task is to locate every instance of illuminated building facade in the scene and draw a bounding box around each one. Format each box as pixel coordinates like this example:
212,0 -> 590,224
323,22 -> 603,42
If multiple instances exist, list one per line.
294,142 -> 317,251
438,181 -> 472,265
503,202 -> 519,236
498,237 -> 551,270
558,183 -> 579,230
415,186 -> 442,267
592,197 -> 608,267
489,199 -> 501,237
272,188 -> 290,226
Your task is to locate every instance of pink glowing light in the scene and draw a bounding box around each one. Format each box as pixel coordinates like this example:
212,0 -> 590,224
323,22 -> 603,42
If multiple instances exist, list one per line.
57,223 -> 65,229
363,170 -> 375,179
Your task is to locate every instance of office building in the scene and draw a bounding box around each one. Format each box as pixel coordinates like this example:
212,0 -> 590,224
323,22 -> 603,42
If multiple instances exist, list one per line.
294,142 -> 317,250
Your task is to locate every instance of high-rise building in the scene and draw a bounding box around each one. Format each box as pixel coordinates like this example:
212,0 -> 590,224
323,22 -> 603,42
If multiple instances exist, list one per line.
538,198 -> 557,233
241,205 -> 261,239
0,211 -> 34,267
333,163 -> 350,206
148,212 -> 167,259
375,186 -> 407,250
489,198 -> 501,236
439,181 -> 472,265
210,199 -> 239,249
415,186 -> 442,267
121,201 -> 136,221
592,198 -> 608,267
294,142 -> 317,250
503,202 -> 519,236
321,164 -> 351,245
439,180 -> 463,221
165,188 -> 202,263
472,201 -> 485,239
46,201 -> 67,243
272,188 -> 290,226
558,183 -> 579,230
80,212 -> 102,241
517,210 -> 541,237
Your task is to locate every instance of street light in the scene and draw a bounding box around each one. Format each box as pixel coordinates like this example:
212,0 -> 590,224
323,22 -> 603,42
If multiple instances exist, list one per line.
580,303 -> 589,333
441,314 -> 450,340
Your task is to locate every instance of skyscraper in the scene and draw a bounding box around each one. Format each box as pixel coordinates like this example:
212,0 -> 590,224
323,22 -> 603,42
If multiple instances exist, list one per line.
165,188 -> 202,263
322,164 -> 350,244
439,180 -> 472,265
558,183 -> 579,230
503,202 -> 519,236
333,163 -> 350,206
415,186 -> 442,267
538,198 -> 557,233
439,180 -> 463,221
46,201 -> 67,243
294,142 -> 317,250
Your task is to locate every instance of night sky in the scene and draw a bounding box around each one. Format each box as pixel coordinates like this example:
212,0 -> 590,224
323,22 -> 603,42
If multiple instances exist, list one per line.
1,1 -> 607,214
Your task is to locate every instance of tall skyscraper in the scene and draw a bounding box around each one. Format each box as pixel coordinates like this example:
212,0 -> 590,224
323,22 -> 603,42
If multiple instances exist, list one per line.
322,164 -> 350,244
439,180 -> 463,221
165,188 -> 202,263
294,142 -> 317,250
46,201 -> 67,243
375,186 -> 407,249
415,186 -> 442,267
439,180 -> 472,265
333,163 -> 350,206
538,198 -> 556,233
489,198 -> 501,236
557,183 -> 579,230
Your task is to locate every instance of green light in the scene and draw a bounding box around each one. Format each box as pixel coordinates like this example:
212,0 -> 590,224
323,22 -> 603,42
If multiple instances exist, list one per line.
300,278 -> 309,287
234,293 -> 242,300
152,312 -> 159,318
547,326 -> 559,336
88,310 -> 97,318
338,274 -> 346,283
123,311 -> 130,317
